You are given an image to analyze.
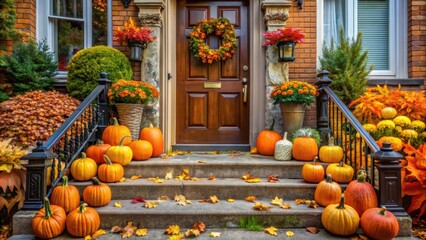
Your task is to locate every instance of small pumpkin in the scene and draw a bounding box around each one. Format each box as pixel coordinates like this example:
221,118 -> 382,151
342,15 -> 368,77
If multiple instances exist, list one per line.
319,136 -> 343,163
83,177 -> 112,207
31,197 -> 66,239
345,170 -> 378,217
66,202 -> 100,237
292,128 -> 319,161
139,124 -> 164,157
50,176 -> 80,213
86,139 -> 111,164
70,152 -> 98,181
325,161 -> 354,183
301,156 -> 324,183
129,140 -> 153,161
256,119 -> 282,156
102,117 -> 132,146
360,206 -> 399,240
380,107 -> 397,119
106,135 -> 133,166
314,174 -> 342,207
321,195 -> 360,236
98,155 -> 124,183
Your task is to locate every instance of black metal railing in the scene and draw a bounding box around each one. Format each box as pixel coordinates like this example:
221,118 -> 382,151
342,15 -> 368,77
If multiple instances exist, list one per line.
21,73 -> 111,209
316,70 -> 407,216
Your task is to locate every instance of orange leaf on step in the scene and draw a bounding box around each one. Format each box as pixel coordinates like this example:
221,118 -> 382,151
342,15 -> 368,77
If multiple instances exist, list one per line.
245,196 -> 257,202
122,221 -> 136,238
165,225 -> 181,235
192,221 -> 206,233
185,229 -> 200,237
264,226 -> 278,236
208,175 -> 216,181
268,175 -> 279,183
253,202 -> 271,211
306,227 -> 319,234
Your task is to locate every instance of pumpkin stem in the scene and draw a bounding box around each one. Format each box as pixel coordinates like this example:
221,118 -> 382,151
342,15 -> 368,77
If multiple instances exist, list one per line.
313,156 -> 319,165
95,139 -> 104,145
103,155 -> 113,165
149,123 -> 154,128
43,197 -> 53,219
328,136 -> 335,146
379,206 -> 387,216
118,135 -> 132,146
356,170 -> 367,183
92,176 -> 102,185
61,175 -> 69,187
336,195 -> 346,209
112,117 -> 119,126
339,161 -> 344,167
268,119 -> 275,131
325,174 -> 333,183
81,152 -> 87,159
79,203 -> 88,213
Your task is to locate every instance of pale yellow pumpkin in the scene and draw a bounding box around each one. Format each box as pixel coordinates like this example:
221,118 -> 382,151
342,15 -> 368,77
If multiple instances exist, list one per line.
319,137 -> 343,163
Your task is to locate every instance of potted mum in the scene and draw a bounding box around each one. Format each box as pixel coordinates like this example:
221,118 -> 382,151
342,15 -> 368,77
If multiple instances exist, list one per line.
270,81 -> 317,136
114,17 -> 157,61
263,28 -> 305,62
108,80 -> 160,139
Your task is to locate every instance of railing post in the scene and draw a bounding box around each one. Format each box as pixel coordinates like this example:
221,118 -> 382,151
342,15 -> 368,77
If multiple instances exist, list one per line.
97,72 -> 111,140
21,141 -> 57,210
371,142 -> 407,216
315,70 -> 332,145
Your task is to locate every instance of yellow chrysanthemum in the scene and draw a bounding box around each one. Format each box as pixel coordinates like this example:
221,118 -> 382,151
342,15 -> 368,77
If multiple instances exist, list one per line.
380,107 -> 397,119
376,136 -> 403,152
411,120 -> 426,131
400,129 -> 418,139
377,120 -> 395,130
420,132 -> 426,139
395,126 -> 403,133
393,116 -> 411,127
363,124 -> 377,133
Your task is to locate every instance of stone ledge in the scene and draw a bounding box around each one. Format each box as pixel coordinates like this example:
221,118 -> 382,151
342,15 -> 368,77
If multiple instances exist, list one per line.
368,78 -> 424,86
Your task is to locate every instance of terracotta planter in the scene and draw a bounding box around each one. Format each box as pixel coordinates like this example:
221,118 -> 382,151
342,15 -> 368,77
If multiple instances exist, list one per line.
280,103 -> 305,137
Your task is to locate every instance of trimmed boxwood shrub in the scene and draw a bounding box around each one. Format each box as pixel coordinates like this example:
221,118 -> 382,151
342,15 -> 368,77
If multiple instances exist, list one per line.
66,46 -> 133,100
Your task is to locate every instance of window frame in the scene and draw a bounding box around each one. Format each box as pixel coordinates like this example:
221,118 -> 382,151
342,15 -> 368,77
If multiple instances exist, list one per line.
316,0 -> 408,79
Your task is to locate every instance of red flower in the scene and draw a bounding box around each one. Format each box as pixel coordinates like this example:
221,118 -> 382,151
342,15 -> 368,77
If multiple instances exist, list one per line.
262,28 -> 305,46
114,18 -> 157,46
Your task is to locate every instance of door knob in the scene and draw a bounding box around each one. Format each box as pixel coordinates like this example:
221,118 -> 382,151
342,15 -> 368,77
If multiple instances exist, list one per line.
243,65 -> 249,72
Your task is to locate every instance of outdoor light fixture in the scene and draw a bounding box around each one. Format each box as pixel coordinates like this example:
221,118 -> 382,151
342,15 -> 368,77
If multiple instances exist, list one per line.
277,42 -> 296,62
121,0 -> 132,8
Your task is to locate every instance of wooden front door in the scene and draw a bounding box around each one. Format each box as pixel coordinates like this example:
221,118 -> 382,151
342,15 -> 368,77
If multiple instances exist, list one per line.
176,0 -> 249,146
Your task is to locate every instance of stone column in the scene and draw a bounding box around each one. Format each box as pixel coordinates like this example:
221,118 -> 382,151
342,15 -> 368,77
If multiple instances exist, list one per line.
261,0 -> 292,133
134,0 -> 165,128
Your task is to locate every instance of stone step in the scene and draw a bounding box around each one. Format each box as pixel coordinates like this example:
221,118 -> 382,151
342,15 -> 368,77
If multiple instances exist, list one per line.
71,178 -> 320,200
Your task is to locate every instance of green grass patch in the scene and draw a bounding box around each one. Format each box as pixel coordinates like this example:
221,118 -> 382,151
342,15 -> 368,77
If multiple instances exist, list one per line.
239,216 -> 264,231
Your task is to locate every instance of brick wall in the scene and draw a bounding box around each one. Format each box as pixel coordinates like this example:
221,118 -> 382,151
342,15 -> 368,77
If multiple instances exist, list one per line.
408,0 -> 426,89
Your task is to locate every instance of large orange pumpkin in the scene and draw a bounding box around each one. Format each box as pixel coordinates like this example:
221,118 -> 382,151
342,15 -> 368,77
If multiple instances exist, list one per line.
345,170 -> 378,217
314,174 -> 342,207
105,136 -> 133,166
102,117 -> 132,146
50,176 -> 80,213
321,195 -> 359,236
31,197 -> 66,239
66,203 -> 100,237
98,155 -> 124,183
139,124 -> 164,157
83,177 -> 112,207
292,128 -> 319,161
129,140 -> 153,161
86,139 -> 111,164
360,206 -> 399,240
70,152 -> 98,181
301,156 -> 324,183
256,120 -> 282,156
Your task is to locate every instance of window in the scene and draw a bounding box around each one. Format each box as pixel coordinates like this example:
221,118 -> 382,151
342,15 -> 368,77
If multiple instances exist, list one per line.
37,0 -> 112,74
317,0 -> 407,78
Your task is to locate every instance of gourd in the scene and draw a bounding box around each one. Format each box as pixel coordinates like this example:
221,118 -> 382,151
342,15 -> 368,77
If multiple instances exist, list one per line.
381,107 -> 397,119
129,140 -> 153,161
139,124 -> 164,157
345,170 -> 378,217
31,197 -> 66,239
66,203 -> 100,237
102,117 -> 132,146
50,176 -> 80,213
360,206 -> 399,240
274,132 -> 292,161
292,128 -> 319,161
314,174 -> 342,207
106,136 -> 133,166
256,119 -> 282,156
301,156 -> 324,183
325,161 -> 354,183
83,177 -> 112,207
70,152 -> 98,181
98,155 -> 124,183
86,139 -> 111,164
319,136 -> 343,163
321,195 -> 360,236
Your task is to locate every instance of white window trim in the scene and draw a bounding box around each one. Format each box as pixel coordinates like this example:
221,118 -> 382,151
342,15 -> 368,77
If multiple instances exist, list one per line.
316,0 -> 408,79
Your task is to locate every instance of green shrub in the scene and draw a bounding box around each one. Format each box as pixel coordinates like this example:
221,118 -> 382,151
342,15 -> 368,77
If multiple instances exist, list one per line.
0,90 -> 9,102
67,45 -> 133,100
0,0 -> 23,44
1,40 -> 57,94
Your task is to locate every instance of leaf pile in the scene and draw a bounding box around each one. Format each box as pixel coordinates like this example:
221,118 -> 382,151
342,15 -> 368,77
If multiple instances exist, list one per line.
0,138 -> 28,172
0,91 -> 80,147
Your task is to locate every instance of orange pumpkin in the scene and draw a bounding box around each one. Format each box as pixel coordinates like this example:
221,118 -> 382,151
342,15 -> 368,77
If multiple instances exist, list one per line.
106,136 -> 133,166
102,117 -> 132,146
360,206 -> 399,240
345,170 -> 378,216
70,152 -> 98,181
139,124 -> 164,157
86,139 -> 111,164
50,176 -> 80,213
31,197 -> 66,239
302,156 -> 325,183
129,140 -> 153,161
314,174 -> 342,207
256,120 -> 282,156
98,155 -> 124,183
325,161 -> 354,183
292,128 -> 319,161
66,203 -> 100,237
319,136 -> 343,163
83,177 -> 112,207
321,195 -> 360,236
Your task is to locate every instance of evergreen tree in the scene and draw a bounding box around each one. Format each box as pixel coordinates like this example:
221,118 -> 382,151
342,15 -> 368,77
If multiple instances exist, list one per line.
0,0 -> 22,43
319,28 -> 373,105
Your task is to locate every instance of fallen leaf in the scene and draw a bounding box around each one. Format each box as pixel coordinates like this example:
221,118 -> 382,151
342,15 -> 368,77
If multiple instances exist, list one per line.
175,169 -> 191,180
358,234 -> 369,240
245,196 -> 257,202
242,172 -> 252,180
119,177 -> 127,182
122,222 -> 136,238
190,177 -> 200,181
129,175 -> 142,180
113,202 -> 122,208
148,177 -> 165,183
185,229 -> 200,237
111,225 -> 123,233
165,225 -> 181,235
286,230 -> 295,237
264,226 -> 278,236
209,232 -> 221,237
197,160 -> 207,163
131,197 -> 146,204
84,235 -> 91,240
136,228 -> 148,236
158,195 -> 170,201
92,229 -> 107,238
280,203 -> 291,209
294,199 -> 308,205
308,201 -> 319,209
246,178 -> 261,183
208,195 -> 220,203
271,196 -> 283,206
144,201 -> 158,208
306,227 -> 319,234
227,198 -> 235,202
253,202 -> 271,211
174,194 -> 186,202
167,233 -> 185,240
229,153 -> 240,157
250,147 -> 258,154
165,170 -> 174,180
208,175 -> 216,181
192,221 -> 206,233
267,174 -> 279,183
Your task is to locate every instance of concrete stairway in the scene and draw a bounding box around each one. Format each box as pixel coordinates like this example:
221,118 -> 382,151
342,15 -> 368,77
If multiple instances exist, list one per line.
12,153 -> 413,238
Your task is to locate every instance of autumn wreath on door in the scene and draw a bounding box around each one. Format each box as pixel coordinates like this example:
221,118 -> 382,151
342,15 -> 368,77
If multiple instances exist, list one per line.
189,18 -> 237,64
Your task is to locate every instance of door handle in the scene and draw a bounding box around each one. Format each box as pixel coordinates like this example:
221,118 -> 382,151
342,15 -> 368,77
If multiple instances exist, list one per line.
242,85 -> 248,103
